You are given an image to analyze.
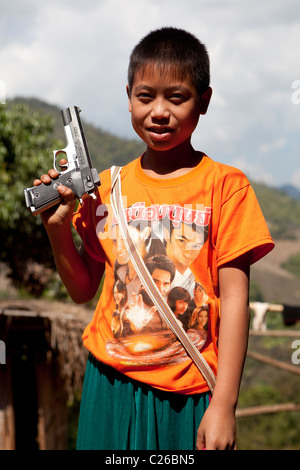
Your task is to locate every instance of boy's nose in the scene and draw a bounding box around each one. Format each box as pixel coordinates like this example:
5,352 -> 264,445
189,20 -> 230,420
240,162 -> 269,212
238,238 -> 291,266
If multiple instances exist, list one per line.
151,98 -> 170,120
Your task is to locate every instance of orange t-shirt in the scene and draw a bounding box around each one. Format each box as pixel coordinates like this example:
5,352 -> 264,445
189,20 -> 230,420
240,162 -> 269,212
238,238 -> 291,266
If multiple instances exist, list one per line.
73,155 -> 274,395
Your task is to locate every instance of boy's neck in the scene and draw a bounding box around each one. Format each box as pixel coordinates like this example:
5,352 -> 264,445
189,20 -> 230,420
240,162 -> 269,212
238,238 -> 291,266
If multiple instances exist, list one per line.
141,141 -> 204,179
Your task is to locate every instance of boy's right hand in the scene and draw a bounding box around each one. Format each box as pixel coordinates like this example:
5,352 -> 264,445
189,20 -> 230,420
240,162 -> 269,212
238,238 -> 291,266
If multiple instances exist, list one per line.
33,160 -> 76,228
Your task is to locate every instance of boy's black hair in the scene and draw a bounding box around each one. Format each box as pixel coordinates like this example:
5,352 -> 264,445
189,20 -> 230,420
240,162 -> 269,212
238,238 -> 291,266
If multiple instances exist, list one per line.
128,27 -> 210,98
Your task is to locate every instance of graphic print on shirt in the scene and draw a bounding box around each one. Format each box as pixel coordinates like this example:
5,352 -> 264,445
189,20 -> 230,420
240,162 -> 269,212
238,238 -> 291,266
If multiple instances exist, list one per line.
105,202 -> 211,366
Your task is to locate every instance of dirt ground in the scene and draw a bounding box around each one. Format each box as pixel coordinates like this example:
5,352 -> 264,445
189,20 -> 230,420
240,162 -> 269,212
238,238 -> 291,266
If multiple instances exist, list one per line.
251,238 -> 300,305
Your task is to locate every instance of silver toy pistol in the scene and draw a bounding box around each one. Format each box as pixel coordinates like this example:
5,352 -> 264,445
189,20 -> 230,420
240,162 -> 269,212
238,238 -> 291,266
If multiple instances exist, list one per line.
24,105 -> 100,215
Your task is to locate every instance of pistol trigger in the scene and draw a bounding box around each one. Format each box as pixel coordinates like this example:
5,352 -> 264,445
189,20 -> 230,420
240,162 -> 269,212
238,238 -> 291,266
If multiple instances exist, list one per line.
53,150 -> 58,171
54,150 -> 68,172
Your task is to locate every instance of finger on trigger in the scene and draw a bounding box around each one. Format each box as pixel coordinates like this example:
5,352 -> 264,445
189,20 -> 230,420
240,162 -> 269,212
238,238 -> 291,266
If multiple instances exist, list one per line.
59,159 -> 68,171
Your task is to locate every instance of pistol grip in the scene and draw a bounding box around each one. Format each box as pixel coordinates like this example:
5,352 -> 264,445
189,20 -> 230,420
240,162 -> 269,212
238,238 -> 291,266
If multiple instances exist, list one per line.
24,171 -> 75,215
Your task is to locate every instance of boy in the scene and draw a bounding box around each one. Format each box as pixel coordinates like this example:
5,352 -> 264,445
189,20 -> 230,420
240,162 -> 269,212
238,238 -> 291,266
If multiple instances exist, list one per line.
34,27 -> 274,450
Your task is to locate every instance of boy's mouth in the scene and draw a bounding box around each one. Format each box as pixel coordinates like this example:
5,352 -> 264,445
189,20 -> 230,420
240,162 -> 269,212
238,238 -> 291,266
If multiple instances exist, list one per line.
147,126 -> 174,135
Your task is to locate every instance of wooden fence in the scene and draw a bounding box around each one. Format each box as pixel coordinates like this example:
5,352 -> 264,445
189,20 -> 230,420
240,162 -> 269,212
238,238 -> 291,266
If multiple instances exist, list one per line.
236,302 -> 300,419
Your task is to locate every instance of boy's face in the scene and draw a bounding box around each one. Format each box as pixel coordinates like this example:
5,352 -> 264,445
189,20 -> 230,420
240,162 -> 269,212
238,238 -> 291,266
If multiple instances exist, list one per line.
127,65 -> 209,152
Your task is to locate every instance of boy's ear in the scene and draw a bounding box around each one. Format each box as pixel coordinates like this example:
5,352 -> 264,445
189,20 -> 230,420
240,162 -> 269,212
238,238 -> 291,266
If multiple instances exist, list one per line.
126,84 -> 132,113
199,87 -> 212,115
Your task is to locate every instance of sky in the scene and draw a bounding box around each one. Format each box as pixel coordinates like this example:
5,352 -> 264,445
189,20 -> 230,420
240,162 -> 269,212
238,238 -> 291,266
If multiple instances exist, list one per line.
1,0 -> 300,189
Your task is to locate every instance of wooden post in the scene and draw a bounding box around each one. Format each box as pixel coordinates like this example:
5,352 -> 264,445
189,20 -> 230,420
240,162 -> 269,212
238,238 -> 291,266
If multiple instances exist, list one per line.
35,351 -> 68,450
0,363 -> 15,450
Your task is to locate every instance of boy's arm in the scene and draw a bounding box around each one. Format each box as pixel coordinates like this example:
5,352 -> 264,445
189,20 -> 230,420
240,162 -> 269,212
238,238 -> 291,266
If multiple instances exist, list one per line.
196,252 -> 251,450
35,169 -> 104,304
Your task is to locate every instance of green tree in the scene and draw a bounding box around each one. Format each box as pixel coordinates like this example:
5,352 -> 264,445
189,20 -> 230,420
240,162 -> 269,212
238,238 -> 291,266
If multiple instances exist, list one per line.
0,102 -> 63,296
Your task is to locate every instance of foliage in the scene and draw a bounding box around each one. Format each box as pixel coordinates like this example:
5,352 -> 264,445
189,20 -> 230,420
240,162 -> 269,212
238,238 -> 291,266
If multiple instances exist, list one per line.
237,403 -> 299,450
237,377 -> 300,450
0,102 -> 64,295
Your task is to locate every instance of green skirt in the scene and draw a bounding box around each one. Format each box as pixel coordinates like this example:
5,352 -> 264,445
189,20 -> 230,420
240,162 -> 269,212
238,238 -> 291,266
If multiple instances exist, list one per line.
76,354 -> 210,450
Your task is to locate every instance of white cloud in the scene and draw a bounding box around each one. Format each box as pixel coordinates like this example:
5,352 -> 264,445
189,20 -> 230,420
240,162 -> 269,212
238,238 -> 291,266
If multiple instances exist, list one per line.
259,138 -> 286,155
229,157 -> 276,186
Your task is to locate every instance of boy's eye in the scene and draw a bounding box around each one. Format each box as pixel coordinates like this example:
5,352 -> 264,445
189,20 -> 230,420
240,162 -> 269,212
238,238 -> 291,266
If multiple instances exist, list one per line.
137,93 -> 152,102
169,94 -> 187,104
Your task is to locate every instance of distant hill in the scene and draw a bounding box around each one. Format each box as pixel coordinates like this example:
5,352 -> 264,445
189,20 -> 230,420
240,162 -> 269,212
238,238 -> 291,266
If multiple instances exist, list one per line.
280,184 -> 300,201
251,182 -> 300,240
